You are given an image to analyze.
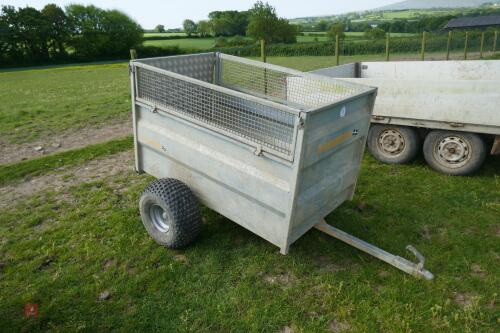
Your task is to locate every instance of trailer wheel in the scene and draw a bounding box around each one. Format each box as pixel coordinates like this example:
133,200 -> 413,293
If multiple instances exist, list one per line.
423,131 -> 486,176
139,178 -> 201,249
367,125 -> 420,164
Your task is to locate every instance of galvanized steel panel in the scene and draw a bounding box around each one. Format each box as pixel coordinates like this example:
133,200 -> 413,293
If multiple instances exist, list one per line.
131,53 -> 377,253
312,60 -> 500,135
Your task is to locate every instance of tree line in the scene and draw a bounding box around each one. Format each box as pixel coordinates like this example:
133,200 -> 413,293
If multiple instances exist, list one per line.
177,2 -> 297,43
0,3 -> 143,66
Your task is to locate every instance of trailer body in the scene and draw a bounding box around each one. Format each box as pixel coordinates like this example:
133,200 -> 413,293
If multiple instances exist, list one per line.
130,53 -> 376,254
129,53 -> 435,279
312,60 -> 500,174
312,60 -> 500,136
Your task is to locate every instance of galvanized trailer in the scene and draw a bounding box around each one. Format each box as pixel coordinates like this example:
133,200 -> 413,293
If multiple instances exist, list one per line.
129,53 -> 433,280
312,60 -> 500,176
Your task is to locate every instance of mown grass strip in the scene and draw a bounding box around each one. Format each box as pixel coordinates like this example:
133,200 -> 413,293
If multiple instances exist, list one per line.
0,136 -> 133,185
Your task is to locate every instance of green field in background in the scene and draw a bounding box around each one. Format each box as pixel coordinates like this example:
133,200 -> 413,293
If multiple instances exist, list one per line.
143,38 -> 216,49
0,63 -> 130,144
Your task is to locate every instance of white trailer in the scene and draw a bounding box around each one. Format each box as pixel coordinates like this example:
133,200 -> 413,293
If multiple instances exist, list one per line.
312,60 -> 500,175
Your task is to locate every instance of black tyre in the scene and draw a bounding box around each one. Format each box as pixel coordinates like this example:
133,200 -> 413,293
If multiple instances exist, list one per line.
367,125 -> 421,164
139,178 -> 202,248
423,130 -> 486,176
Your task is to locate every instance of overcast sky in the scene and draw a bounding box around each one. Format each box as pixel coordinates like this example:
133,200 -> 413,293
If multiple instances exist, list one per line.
4,0 -> 397,29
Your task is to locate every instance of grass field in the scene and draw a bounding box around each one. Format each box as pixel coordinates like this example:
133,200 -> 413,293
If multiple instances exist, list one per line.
0,56 -> 499,332
143,38 -> 216,49
0,63 -> 130,144
143,32 -> 187,38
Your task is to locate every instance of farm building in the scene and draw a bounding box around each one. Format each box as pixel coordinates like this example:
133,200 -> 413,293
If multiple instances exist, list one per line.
444,15 -> 500,30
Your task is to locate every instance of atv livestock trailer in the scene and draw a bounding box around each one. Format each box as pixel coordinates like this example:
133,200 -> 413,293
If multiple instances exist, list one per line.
312,60 -> 500,176
129,53 -> 434,280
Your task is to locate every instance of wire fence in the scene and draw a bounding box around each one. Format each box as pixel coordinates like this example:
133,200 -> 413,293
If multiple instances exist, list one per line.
217,30 -> 499,63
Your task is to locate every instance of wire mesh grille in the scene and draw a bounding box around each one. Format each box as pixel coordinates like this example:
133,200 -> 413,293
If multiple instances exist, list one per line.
136,66 -> 297,157
218,56 -> 366,109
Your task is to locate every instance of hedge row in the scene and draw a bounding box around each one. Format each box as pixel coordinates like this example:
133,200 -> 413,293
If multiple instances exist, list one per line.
0,45 -> 187,68
218,33 -> 496,57
143,35 -> 204,41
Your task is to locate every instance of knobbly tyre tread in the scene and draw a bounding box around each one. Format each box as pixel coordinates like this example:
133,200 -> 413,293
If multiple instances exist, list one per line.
139,178 -> 201,248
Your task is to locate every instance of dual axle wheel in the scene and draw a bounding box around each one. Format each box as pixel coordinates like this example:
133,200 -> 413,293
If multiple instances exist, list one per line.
367,124 -> 487,176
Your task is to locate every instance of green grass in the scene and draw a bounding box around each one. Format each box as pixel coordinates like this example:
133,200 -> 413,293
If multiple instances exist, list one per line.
0,137 -> 132,186
0,63 -> 130,144
381,9 -> 458,20
143,32 -> 187,38
250,53 -> 423,71
143,38 -> 216,50
0,153 -> 498,331
297,35 -> 330,42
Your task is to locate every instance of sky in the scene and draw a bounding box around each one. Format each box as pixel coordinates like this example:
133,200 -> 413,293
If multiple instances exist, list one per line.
3,0 -> 398,29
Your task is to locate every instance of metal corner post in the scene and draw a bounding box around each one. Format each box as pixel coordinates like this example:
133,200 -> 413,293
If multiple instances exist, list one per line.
129,63 -> 141,173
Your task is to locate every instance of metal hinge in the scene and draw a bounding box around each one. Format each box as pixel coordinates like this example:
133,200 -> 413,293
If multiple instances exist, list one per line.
128,64 -> 135,75
298,113 -> 306,129
254,145 -> 263,157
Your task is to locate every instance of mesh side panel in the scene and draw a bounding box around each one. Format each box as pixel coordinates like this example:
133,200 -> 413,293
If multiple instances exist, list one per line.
219,57 -> 364,109
136,67 -> 296,157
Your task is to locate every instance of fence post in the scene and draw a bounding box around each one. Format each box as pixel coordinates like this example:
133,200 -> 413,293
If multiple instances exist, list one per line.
386,32 -> 391,61
130,49 -> 137,60
260,39 -> 266,63
421,31 -> 426,61
446,31 -> 452,60
493,31 -> 498,54
464,31 -> 469,60
335,34 -> 340,66
480,32 -> 485,59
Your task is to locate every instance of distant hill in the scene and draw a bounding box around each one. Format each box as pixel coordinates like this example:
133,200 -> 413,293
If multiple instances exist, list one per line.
376,0 -> 496,11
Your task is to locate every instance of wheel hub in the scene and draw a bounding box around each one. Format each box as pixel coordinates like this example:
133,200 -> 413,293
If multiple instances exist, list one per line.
435,136 -> 471,168
149,204 -> 170,233
378,129 -> 405,156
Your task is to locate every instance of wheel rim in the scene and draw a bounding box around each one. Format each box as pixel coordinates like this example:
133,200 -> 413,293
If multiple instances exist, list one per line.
149,204 -> 170,233
377,129 -> 405,156
434,136 -> 472,169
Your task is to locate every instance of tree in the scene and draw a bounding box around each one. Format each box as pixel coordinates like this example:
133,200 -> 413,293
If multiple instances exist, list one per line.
0,6 -> 23,64
102,9 -> 143,56
327,23 -> 345,40
274,18 -> 297,43
155,24 -> 165,33
247,1 -> 296,43
183,19 -> 197,36
41,4 -> 69,57
246,2 -> 277,42
364,27 -> 386,40
13,6 -> 51,61
66,4 -> 107,58
66,4 -> 142,58
208,11 -> 249,36
197,20 -> 212,37
317,20 -> 329,32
